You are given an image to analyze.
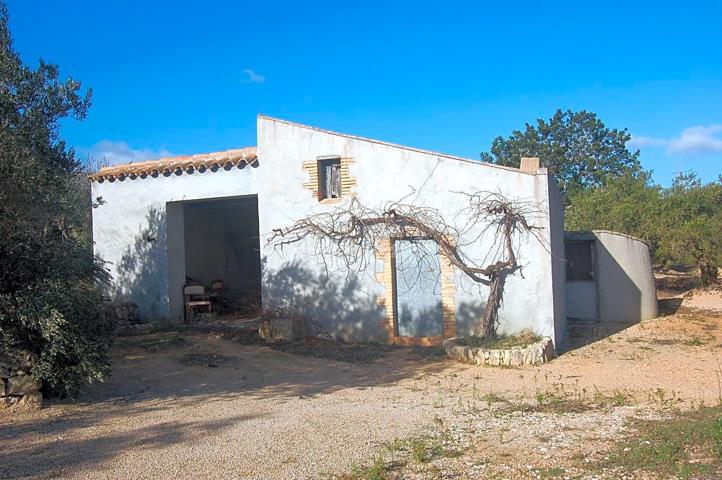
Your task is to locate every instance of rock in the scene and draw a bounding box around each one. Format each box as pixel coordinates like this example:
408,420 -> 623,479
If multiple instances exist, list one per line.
14,351 -> 39,371
17,391 -> 42,409
0,363 -> 10,378
106,301 -> 140,326
138,323 -> 154,335
511,349 -> 523,366
259,318 -> 306,343
6,375 -> 42,396
0,378 -> 5,396
443,336 -> 556,367
116,321 -> 158,336
1,396 -> 17,408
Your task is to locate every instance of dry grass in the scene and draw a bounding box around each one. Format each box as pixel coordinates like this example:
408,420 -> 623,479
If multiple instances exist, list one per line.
457,329 -> 541,349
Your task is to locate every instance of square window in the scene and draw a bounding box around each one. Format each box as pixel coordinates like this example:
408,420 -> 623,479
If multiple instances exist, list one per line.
566,240 -> 594,281
318,158 -> 342,200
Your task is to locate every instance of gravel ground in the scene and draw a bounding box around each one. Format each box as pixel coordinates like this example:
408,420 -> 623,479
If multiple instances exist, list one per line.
0,332 -> 453,480
1,293 -> 721,479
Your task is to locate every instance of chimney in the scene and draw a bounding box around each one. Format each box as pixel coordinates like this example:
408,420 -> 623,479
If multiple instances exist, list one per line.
520,157 -> 540,172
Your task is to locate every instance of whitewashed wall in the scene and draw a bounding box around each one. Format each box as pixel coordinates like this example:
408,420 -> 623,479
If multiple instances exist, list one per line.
91,115 -> 566,345
256,116 -> 566,344
91,165 -> 261,320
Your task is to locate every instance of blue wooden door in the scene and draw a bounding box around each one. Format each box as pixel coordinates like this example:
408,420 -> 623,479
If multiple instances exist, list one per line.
393,239 -> 443,337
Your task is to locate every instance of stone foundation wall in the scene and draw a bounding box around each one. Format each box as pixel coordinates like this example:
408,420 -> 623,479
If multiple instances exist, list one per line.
106,301 -> 171,336
443,337 -> 555,366
1,351 -> 42,409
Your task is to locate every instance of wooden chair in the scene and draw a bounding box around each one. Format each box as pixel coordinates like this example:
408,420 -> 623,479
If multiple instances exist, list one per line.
210,279 -> 224,294
209,279 -> 226,313
183,284 -> 212,324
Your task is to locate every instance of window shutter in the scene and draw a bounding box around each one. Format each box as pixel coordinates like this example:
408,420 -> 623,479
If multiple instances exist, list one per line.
329,163 -> 340,198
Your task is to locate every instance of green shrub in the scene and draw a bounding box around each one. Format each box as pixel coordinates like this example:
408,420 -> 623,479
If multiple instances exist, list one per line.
0,3 -> 112,397
0,280 -> 113,397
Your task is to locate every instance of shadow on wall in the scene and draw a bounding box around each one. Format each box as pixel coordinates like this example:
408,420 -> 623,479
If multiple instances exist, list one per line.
565,239 -> 644,351
397,303 -> 443,337
456,301 -> 486,337
262,261 -> 385,342
263,260 -> 493,341
113,207 -> 167,319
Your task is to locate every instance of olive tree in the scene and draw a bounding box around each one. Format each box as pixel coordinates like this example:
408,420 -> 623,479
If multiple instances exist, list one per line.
0,3 -> 113,396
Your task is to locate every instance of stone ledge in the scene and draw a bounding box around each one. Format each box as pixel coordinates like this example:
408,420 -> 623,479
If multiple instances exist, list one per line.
1,350 -> 43,410
115,319 -> 173,336
442,336 -> 555,366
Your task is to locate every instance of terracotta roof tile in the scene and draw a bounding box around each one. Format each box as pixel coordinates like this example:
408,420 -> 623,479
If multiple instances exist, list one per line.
89,147 -> 258,182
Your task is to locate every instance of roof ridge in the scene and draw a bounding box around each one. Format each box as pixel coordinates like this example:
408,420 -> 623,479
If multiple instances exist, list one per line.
90,147 -> 258,182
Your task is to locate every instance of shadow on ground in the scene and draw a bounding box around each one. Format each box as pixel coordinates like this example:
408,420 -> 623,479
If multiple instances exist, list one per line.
0,327 -> 451,478
0,409 -> 259,478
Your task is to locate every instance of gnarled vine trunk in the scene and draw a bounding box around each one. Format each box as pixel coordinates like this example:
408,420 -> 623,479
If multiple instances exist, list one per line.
269,192 -> 545,339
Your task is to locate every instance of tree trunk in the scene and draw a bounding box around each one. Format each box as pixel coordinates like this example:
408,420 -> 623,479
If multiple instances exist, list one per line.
478,272 -> 508,339
699,262 -> 719,287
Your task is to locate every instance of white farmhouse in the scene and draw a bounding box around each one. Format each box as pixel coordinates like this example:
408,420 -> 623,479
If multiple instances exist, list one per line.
91,115 -> 568,347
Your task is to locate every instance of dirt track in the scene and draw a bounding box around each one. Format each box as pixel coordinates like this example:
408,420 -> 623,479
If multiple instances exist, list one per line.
1,287 -> 721,479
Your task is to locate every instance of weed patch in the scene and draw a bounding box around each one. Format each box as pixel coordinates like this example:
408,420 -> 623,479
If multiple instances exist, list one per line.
601,405 -> 722,479
481,392 -> 507,407
337,431 -> 465,479
498,385 -> 635,415
457,330 -> 541,349
388,432 -> 465,464
684,336 -> 705,346
533,466 -> 566,478
338,457 -> 394,480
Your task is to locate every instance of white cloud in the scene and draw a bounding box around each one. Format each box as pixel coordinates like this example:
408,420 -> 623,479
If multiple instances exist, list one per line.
629,124 -> 722,156
241,68 -> 266,84
88,140 -> 173,166
667,125 -> 722,155
628,135 -> 667,148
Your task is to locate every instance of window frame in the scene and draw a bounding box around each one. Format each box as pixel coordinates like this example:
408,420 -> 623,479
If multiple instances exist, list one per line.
566,239 -> 595,281
317,157 -> 342,201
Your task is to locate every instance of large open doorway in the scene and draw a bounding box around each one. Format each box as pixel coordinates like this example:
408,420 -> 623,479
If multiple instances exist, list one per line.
181,195 -> 262,317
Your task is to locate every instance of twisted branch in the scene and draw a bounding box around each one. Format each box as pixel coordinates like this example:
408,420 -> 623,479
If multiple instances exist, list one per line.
269,192 -> 545,338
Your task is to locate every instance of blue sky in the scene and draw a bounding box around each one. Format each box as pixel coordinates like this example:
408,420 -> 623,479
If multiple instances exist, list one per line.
6,0 -> 722,185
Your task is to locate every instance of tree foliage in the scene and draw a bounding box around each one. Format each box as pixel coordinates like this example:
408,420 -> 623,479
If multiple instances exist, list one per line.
484,108 -> 719,286
0,3 -> 113,396
656,173 -> 722,286
566,171 -> 662,246
480,109 -> 642,201
567,171 -> 722,286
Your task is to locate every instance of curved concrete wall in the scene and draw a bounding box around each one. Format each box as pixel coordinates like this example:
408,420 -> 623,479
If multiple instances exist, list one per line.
594,231 -> 658,323
565,231 -> 657,324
